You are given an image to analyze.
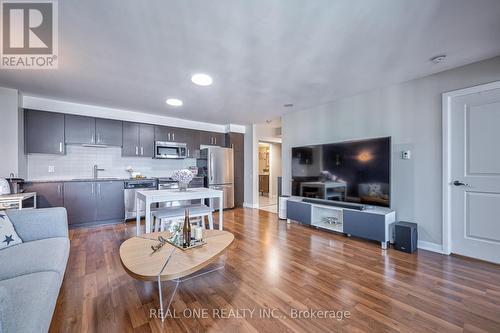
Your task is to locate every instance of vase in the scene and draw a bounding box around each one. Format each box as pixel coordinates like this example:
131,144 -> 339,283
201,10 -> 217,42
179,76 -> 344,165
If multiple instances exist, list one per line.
179,182 -> 189,191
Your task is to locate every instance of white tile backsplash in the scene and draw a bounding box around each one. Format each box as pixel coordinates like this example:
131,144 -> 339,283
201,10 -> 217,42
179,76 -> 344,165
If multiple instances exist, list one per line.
27,145 -> 196,180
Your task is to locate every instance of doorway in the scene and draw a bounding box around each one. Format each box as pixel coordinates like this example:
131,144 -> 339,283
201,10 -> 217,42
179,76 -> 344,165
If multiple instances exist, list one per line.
443,81 -> 500,264
258,142 -> 281,213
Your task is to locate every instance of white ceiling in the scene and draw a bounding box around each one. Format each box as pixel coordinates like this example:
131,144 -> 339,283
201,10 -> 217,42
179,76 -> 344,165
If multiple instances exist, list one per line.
1,0 -> 500,125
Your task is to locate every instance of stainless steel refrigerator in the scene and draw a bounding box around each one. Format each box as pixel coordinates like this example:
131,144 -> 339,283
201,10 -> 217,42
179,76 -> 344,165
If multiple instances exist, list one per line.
197,147 -> 234,209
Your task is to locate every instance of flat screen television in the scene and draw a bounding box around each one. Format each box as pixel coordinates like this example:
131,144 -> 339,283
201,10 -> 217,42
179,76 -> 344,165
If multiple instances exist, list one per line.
291,137 -> 391,207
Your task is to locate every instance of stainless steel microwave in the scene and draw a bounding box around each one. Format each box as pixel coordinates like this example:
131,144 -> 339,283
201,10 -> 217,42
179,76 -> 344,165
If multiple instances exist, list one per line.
154,141 -> 187,159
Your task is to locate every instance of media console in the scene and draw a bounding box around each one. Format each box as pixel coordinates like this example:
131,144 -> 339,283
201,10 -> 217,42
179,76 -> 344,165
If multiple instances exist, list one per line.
285,196 -> 396,249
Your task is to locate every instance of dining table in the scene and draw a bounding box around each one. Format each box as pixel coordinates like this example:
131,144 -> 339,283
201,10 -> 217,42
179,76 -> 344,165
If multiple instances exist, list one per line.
135,187 -> 224,235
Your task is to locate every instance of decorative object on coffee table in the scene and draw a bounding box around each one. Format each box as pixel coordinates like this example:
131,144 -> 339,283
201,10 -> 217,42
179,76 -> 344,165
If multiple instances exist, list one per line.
171,169 -> 194,191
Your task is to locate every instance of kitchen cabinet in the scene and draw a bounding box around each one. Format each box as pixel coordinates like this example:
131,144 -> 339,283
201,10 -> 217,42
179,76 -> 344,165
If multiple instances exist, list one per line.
123,122 -> 154,157
65,115 -> 122,146
64,182 -> 96,225
199,131 -> 225,146
64,181 -> 124,225
154,126 -> 184,142
65,114 -> 95,144
95,181 -> 125,221
95,118 -> 122,146
23,182 -> 64,208
25,109 -> 65,154
226,132 -> 244,207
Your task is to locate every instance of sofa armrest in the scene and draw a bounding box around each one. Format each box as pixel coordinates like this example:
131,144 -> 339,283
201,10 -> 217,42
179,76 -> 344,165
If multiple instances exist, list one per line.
5,208 -> 69,242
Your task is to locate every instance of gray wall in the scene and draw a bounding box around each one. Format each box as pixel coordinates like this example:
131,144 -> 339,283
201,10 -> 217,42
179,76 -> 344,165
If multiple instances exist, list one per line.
0,87 -> 25,178
282,56 -> 500,246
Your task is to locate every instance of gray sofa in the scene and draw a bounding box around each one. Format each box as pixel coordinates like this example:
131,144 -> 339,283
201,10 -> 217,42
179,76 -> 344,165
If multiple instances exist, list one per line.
0,208 -> 69,333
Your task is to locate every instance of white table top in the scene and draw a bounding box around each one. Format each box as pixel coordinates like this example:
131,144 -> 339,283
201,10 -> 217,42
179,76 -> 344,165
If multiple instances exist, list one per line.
136,188 -> 223,202
0,192 -> 36,201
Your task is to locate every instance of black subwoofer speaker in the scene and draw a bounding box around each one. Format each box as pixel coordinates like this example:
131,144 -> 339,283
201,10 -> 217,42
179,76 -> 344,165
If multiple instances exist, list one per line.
394,222 -> 418,253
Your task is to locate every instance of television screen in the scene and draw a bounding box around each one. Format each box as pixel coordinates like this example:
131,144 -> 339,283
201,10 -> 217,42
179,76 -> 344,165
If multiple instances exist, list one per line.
291,137 -> 391,207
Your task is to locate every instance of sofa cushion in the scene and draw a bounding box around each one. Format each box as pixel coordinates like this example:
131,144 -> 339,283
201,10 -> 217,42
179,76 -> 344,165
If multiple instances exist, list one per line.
0,271 -> 61,333
0,237 -> 69,281
0,211 -> 22,250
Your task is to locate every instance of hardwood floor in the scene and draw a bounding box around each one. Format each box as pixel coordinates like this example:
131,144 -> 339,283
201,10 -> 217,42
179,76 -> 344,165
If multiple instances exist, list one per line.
50,208 -> 500,332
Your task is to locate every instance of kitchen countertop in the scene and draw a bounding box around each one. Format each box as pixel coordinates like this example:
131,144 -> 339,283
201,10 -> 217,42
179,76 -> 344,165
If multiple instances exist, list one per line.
24,176 -> 204,183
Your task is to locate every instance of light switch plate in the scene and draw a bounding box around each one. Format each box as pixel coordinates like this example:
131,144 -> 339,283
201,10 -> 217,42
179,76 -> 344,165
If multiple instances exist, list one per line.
401,150 -> 411,160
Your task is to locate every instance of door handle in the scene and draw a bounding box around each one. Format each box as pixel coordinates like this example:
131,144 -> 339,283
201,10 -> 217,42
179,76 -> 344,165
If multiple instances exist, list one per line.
453,180 -> 471,187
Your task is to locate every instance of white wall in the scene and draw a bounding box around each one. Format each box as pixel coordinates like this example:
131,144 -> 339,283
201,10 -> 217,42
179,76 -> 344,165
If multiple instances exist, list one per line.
282,56 -> 500,247
0,87 -> 26,178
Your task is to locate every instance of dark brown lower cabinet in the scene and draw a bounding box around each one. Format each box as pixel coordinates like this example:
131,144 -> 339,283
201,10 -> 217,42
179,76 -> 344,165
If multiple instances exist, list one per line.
64,181 -> 124,225
23,182 -> 64,208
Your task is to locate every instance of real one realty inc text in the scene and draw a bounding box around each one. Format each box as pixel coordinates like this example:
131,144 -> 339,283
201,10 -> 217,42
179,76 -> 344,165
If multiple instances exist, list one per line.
150,307 -> 352,321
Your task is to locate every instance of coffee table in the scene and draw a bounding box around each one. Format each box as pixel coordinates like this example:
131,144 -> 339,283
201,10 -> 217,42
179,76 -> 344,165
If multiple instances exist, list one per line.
119,229 -> 234,321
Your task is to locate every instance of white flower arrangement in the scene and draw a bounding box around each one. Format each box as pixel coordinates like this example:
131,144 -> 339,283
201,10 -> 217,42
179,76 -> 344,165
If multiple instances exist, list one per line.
171,169 -> 194,184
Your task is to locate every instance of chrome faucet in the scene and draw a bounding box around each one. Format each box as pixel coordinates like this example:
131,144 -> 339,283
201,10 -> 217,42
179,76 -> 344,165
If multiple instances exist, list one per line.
93,164 -> 104,179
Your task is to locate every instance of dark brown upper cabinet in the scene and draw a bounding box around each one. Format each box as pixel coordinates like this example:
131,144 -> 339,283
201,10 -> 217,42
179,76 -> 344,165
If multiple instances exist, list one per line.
25,109 -> 65,155
123,122 -> 154,157
65,114 -> 122,146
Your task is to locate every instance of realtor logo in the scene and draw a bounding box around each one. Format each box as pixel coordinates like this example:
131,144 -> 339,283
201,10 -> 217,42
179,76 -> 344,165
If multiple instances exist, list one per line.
1,0 -> 58,68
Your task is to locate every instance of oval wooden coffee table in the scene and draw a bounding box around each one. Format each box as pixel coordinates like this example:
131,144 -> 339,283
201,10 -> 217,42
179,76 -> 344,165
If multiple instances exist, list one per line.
120,229 -> 234,320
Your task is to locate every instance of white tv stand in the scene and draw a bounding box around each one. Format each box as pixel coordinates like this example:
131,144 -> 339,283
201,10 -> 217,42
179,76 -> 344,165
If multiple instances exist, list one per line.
286,197 -> 396,249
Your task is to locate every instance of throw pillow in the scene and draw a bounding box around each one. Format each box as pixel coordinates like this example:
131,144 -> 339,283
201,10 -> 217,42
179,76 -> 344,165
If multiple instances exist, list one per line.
0,211 -> 22,250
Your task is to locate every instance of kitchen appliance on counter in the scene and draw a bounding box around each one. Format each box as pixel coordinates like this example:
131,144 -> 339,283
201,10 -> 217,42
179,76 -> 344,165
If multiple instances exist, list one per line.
7,177 -> 24,194
154,141 -> 187,159
197,147 -> 234,209
124,179 -> 158,219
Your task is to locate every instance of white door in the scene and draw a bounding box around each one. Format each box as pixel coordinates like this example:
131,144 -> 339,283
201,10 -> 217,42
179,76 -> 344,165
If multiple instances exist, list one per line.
447,85 -> 500,264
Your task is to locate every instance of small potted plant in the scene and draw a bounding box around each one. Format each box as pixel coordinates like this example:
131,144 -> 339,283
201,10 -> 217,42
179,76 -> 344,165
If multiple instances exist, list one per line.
171,169 -> 194,191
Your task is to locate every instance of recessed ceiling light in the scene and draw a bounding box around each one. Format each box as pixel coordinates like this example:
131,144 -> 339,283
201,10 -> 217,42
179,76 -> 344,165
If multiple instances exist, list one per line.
191,73 -> 213,86
283,103 -> 294,107
430,55 -> 446,64
166,98 -> 183,107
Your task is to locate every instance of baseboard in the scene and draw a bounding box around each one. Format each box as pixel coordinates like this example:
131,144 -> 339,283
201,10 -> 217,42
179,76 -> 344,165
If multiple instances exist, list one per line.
418,240 -> 445,254
243,202 -> 259,209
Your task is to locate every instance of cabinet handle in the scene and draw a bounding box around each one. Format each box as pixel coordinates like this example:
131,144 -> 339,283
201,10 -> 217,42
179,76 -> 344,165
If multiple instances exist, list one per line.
215,137 -> 217,145
59,142 -> 63,152
141,147 -> 144,155
135,146 -> 138,155
91,183 -> 94,195
91,133 -> 95,144
97,133 -> 101,143
98,183 -> 101,196
58,184 -> 62,196
187,149 -> 190,157
172,133 -> 175,141
168,133 -> 171,141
